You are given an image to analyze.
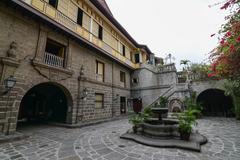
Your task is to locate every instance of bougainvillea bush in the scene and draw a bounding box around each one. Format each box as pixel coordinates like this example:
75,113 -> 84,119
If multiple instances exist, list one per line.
209,0 -> 240,119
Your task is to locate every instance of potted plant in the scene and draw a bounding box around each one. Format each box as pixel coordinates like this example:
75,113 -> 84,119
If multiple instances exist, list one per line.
159,96 -> 168,108
129,114 -> 144,133
178,109 -> 198,140
183,93 -> 203,118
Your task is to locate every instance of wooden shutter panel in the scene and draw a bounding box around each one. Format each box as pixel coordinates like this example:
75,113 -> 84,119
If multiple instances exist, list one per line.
57,0 -> 68,16
97,62 -> 104,75
125,47 -> 131,59
103,29 -> 111,45
95,94 -> 103,101
92,20 -> 99,37
82,13 -> 91,31
111,37 -> 118,50
68,1 -> 78,22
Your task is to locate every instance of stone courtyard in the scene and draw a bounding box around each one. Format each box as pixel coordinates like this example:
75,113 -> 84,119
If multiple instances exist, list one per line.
0,117 -> 239,160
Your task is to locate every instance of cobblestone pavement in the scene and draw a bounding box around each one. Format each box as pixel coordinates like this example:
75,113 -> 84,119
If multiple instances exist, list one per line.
0,118 -> 240,160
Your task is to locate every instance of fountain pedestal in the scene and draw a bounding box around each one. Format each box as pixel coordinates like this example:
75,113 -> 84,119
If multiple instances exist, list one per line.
151,108 -> 168,122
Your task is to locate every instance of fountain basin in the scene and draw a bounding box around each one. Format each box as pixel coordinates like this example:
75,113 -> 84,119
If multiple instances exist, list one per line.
141,123 -> 179,138
151,108 -> 168,121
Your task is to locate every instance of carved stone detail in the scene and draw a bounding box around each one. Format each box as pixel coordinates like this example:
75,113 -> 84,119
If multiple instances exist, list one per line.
7,42 -> 18,59
32,60 -> 74,81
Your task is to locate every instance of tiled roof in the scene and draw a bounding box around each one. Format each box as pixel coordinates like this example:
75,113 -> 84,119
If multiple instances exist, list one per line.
96,0 -> 113,16
91,0 -> 153,55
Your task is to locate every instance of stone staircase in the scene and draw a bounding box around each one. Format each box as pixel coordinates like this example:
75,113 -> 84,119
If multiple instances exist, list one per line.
148,82 -> 190,119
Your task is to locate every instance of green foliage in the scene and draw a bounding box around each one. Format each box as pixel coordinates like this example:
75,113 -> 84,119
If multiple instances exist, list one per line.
183,92 -> 203,118
129,106 -> 154,127
142,106 -> 153,118
224,79 -> 240,119
224,79 -> 240,97
178,109 -> 198,134
129,114 -> 145,126
180,59 -> 190,71
158,96 -> 168,108
233,95 -> 240,120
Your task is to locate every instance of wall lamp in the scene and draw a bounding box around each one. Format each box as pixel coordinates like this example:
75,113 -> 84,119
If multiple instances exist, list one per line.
81,88 -> 88,100
2,75 -> 16,95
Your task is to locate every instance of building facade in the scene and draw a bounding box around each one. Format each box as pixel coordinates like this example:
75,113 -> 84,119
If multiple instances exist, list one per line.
0,0 -> 160,135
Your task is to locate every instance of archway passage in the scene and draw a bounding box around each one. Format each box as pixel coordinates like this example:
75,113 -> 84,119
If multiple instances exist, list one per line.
18,83 -> 70,125
197,89 -> 234,117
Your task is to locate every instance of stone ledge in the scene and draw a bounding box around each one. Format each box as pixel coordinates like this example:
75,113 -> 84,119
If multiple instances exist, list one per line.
120,130 -> 207,152
0,57 -> 20,67
32,60 -> 74,75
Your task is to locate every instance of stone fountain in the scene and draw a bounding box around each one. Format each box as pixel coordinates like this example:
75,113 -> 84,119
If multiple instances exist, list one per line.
121,106 -> 207,152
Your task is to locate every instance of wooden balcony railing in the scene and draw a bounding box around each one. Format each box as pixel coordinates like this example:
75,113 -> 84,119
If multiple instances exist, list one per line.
44,52 -> 64,67
23,0 -> 138,69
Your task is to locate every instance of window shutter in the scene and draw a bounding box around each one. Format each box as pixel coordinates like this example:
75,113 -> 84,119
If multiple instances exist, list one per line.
97,62 -> 104,75
68,1 -> 78,22
57,0 -> 68,16
92,20 -> 99,37
103,29 -> 111,45
111,37 -> 118,50
82,13 -> 91,31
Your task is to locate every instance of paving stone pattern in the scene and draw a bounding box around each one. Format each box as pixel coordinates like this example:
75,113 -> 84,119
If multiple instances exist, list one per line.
0,118 -> 240,160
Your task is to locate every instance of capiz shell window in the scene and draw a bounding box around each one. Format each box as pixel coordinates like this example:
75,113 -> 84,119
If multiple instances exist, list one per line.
95,93 -> 104,108
96,61 -> 104,82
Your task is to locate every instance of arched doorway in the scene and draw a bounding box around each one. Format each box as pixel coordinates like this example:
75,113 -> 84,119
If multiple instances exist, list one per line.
197,89 -> 234,117
18,83 -> 72,125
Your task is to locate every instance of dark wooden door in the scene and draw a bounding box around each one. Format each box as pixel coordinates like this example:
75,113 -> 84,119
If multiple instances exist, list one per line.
132,98 -> 142,113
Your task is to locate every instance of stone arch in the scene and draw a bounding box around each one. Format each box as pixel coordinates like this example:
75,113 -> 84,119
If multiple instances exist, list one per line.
168,98 -> 183,113
196,89 -> 234,117
191,80 -> 226,98
17,82 -> 73,125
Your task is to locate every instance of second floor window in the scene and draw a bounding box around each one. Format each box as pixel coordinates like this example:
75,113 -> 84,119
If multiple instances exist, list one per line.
120,71 -> 126,83
122,45 -> 126,57
44,39 -> 65,67
98,26 -> 103,40
120,43 -> 126,57
49,0 -> 58,8
77,8 -> 83,26
96,61 -> 104,82
135,53 -> 140,63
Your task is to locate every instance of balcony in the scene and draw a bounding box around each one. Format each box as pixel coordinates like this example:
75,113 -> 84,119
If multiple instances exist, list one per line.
21,0 -> 138,69
44,52 -> 64,68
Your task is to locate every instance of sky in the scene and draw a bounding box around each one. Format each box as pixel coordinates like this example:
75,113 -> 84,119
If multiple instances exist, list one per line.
106,0 -> 228,69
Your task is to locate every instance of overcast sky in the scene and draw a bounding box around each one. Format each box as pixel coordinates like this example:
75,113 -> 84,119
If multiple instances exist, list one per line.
106,0 -> 228,69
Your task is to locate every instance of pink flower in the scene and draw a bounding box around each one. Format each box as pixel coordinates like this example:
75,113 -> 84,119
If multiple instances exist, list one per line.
236,36 -> 240,42
230,44 -> 235,51
226,31 -> 231,37
220,39 -> 225,45
208,73 -> 215,77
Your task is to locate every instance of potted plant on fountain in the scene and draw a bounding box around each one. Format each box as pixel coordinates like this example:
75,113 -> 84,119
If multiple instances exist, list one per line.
152,96 -> 169,121
129,114 -> 145,133
129,107 -> 152,133
159,96 -> 168,108
178,109 -> 199,140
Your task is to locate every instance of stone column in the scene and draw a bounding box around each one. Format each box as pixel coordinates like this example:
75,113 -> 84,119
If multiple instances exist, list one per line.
0,57 -> 20,134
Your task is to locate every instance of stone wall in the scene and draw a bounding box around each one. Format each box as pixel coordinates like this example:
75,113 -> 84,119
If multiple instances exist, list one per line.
131,64 -> 178,107
0,3 -> 131,134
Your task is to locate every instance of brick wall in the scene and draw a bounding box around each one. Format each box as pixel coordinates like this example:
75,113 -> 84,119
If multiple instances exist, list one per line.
0,3 -> 131,134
